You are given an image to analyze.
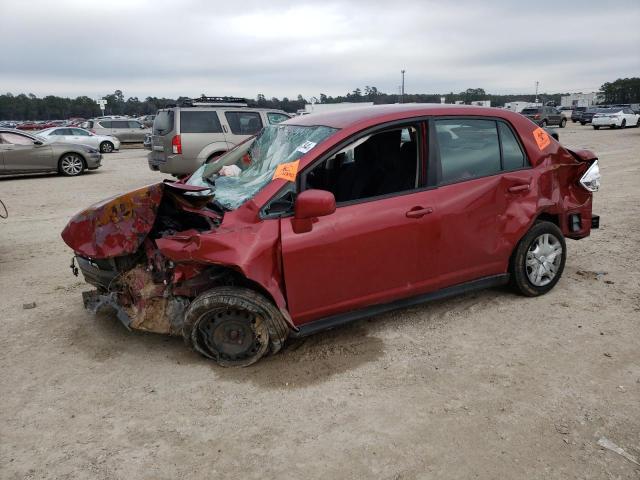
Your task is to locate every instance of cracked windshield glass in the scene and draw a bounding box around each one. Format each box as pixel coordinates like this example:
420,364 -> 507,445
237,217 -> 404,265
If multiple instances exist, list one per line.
187,124 -> 337,210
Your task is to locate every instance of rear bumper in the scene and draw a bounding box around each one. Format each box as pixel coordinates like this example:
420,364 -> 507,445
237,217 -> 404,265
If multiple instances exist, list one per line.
148,151 -> 202,175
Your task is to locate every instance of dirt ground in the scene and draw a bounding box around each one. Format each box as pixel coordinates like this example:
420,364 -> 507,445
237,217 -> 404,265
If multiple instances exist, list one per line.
0,123 -> 639,480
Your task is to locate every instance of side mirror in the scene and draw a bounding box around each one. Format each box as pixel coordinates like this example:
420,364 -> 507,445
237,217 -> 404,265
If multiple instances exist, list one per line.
33,140 -> 43,146
292,189 -> 336,234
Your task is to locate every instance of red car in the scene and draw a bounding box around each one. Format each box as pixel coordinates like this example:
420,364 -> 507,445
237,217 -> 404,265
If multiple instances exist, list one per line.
62,105 -> 601,366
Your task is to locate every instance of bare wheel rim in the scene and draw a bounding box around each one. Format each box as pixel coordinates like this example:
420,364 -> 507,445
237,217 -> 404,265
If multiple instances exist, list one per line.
61,154 -> 83,175
192,307 -> 268,365
525,233 -> 563,287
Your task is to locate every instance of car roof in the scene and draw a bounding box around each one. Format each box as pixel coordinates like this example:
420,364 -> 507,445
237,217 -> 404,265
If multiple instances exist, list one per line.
283,104 -> 522,129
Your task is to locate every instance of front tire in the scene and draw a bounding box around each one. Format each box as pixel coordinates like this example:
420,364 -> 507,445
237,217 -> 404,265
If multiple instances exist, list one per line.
559,118 -> 566,128
541,119 -> 548,127
510,221 -> 566,297
620,119 -> 626,129
100,141 -> 114,153
58,153 -> 85,176
183,287 -> 290,367
593,125 -> 600,130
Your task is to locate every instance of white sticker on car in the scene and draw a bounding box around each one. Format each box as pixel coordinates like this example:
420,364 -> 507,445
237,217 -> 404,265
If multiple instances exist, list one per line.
296,141 -> 317,154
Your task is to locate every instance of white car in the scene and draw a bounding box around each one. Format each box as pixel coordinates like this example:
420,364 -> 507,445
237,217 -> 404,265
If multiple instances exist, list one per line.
592,107 -> 640,130
37,127 -> 121,153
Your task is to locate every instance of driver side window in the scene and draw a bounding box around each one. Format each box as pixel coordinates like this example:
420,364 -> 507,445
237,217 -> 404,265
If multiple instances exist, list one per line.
304,125 -> 420,203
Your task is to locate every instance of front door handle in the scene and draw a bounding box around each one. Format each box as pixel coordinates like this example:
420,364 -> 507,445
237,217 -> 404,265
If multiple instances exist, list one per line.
406,206 -> 433,218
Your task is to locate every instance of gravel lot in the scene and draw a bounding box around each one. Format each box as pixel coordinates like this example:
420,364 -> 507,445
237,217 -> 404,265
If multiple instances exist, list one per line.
1,123 -> 639,479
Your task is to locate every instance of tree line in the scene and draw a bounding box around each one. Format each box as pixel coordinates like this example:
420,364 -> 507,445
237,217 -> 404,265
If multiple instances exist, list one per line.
1,78 -> 637,120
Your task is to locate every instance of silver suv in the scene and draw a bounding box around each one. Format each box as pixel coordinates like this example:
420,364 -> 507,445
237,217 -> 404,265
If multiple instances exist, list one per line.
147,97 -> 290,175
86,118 -> 150,143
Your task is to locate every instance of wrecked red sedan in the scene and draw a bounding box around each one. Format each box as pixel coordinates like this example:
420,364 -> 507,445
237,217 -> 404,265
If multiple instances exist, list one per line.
62,105 -> 601,366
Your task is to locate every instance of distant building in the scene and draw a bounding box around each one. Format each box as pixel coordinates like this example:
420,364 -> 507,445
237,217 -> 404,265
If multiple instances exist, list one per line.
560,93 -> 603,108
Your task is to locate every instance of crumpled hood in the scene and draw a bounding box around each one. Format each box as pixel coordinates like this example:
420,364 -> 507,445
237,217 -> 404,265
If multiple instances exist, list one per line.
61,183 -> 164,259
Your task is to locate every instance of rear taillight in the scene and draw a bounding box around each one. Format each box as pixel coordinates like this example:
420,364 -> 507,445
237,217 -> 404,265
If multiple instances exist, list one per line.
579,160 -> 601,192
172,135 -> 182,154
534,114 -> 540,119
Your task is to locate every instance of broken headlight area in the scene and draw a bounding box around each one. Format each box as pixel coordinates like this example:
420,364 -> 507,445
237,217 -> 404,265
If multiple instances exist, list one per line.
63,180 -> 230,335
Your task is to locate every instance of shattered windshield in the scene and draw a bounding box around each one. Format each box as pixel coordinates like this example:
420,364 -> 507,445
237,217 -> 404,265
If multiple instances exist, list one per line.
187,124 -> 337,210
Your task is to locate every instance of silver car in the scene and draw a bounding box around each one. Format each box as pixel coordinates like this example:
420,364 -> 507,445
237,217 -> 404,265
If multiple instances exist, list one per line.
148,98 -> 290,175
36,127 -> 121,153
0,129 -> 102,176
86,119 -> 150,143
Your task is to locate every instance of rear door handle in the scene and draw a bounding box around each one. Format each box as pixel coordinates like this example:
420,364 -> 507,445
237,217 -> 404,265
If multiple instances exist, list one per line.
406,207 -> 433,218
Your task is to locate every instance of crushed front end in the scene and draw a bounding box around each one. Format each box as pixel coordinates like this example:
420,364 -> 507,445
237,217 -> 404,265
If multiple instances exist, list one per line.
62,181 -> 229,336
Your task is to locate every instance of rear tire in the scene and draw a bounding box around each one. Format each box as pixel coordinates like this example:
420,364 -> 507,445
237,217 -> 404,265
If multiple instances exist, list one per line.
593,125 -> 600,130
559,118 -> 566,128
183,287 -> 290,367
541,120 -> 548,127
620,119 -> 626,129
509,221 -> 566,297
580,122 -> 586,126
58,153 -> 85,176
100,141 -> 114,153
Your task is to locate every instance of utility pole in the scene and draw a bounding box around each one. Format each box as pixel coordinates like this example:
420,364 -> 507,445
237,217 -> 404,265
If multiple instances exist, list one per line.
535,81 -> 539,104
401,70 -> 406,103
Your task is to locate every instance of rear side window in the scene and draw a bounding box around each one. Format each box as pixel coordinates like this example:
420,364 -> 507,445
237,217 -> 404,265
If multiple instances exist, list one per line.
521,108 -> 539,115
98,120 -> 112,128
435,119 -> 501,183
498,123 -> 526,170
267,112 -> 289,124
180,111 -> 223,133
111,121 -> 129,129
225,111 -> 263,135
153,110 -> 174,135
128,121 -> 142,128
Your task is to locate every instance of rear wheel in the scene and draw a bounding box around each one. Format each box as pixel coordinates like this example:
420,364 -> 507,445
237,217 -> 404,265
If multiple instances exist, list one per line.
58,153 -> 85,176
99,141 -> 114,153
559,118 -> 567,128
541,119 -> 548,127
580,122 -> 586,126
593,125 -> 600,130
636,118 -> 640,128
183,287 -> 290,367
620,119 -> 626,129
510,221 -> 566,297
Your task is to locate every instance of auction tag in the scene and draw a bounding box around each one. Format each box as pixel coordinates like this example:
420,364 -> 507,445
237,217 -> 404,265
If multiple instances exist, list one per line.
273,160 -> 300,182
533,127 -> 551,150
296,141 -> 316,154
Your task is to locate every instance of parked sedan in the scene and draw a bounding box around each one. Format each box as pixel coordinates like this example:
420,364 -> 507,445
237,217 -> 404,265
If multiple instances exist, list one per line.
37,127 -> 121,153
592,107 -> 640,129
62,104 -> 599,367
0,129 -> 101,176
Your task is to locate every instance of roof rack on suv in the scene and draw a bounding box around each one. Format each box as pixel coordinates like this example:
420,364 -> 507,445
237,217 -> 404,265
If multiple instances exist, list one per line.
179,96 -> 248,107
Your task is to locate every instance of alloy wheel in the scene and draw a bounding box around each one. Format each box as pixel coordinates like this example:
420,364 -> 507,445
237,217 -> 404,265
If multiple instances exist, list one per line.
525,233 -> 563,287
60,154 -> 84,176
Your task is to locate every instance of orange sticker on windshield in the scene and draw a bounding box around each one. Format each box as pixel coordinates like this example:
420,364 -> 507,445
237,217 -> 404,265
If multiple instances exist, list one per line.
273,160 -> 300,182
533,127 -> 551,150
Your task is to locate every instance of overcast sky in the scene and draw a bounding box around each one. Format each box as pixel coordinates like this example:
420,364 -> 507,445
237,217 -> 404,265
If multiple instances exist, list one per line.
2,0 -> 639,100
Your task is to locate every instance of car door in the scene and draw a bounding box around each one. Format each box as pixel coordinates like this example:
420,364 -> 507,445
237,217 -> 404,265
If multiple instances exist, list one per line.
222,111 -> 263,148
69,128 -> 96,147
0,131 -> 54,172
279,122 -> 442,325
127,121 -> 145,142
179,110 -> 229,159
109,120 -> 129,142
430,118 -> 534,287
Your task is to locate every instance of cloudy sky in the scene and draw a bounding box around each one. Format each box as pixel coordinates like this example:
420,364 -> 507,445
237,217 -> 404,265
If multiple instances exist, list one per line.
2,0 -> 639,100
